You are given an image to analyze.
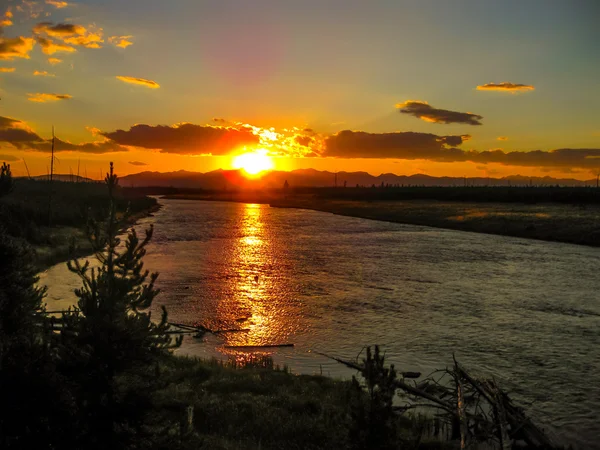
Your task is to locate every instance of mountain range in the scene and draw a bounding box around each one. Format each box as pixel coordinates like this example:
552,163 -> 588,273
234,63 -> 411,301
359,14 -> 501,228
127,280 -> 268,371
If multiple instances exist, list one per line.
118,169 -> 597,189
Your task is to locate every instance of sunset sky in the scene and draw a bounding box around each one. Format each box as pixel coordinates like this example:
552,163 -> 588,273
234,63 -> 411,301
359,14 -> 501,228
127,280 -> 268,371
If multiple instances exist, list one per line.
1,0 -> 599,180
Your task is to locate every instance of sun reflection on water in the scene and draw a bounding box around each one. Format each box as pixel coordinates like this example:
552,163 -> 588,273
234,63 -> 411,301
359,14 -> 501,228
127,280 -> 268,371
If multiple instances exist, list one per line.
217,203 -> 297,360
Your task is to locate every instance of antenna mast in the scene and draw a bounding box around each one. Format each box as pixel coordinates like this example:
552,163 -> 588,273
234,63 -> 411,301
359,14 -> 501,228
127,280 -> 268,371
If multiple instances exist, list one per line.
50,126 -> 55,182
22,158 -> 31,179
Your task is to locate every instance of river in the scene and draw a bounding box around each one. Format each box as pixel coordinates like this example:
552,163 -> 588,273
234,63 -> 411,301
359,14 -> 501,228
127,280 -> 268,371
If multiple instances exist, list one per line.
40,198 -> 600,448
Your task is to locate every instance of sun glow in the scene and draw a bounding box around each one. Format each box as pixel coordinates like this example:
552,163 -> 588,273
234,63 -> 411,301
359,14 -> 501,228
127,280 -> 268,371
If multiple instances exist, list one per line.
232,150 -> 274,175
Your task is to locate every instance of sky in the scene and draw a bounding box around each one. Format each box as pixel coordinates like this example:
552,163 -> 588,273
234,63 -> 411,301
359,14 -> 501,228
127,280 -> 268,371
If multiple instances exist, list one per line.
1,0 -> 599,180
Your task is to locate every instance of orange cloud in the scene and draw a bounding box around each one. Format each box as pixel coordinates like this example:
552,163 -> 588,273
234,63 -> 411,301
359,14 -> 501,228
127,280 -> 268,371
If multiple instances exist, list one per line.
0,36 -> 35,60
0,67 -> 15,72
47,57 -> 62,65
497,136 -> 509,141
36,36 -> 76,55
397,100 -> 483,126
109,35 -> 133,49
476,82 -> 534,93
116,75 -> 160,89
33,70 -> 54,76
45,0 -> 70,8
34,22 -> 104,49
27,93 -> 72,102
1,9 -> 13,27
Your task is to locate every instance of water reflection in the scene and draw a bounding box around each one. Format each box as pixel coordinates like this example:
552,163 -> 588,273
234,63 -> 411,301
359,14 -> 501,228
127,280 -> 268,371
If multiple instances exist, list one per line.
218,204 -> 297,358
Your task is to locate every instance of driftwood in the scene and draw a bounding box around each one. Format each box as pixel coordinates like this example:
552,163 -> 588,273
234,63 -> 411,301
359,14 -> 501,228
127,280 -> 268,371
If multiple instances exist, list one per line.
224,343 -> 294,350
321,349 -> 559,449
313,351 -> 423,381
168,322 -> 249,336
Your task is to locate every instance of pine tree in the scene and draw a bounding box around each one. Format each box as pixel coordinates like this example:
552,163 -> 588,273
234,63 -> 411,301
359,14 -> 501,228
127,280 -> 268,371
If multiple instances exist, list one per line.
0,162 -> 74,448
61,162 -> 180,449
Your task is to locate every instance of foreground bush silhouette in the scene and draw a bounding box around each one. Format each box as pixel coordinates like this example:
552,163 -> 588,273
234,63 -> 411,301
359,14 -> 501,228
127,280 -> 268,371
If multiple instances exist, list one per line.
0,163 -> 75,448
60,163 -> 181,449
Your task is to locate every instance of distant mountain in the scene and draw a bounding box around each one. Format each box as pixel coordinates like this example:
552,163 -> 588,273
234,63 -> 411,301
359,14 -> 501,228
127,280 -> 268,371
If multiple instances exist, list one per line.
26,174 -> 95,183
120,169 -> 596,189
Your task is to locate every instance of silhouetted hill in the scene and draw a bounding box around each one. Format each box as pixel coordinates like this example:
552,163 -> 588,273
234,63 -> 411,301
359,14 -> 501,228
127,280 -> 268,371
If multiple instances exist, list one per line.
120,169 -> 596,189
26,174 -> 95,183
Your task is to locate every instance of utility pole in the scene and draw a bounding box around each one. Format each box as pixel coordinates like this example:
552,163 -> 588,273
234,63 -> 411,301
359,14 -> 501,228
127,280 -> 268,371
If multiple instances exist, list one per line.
50,126 -> 55,182
77,158 -> 81,183
47,126 -> 55,225
22,158 -> 31,179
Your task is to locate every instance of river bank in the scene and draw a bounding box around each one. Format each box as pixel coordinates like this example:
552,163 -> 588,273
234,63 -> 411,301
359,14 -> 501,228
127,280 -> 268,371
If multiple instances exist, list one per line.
33,203 -> 161,271
269,197 -> 600,247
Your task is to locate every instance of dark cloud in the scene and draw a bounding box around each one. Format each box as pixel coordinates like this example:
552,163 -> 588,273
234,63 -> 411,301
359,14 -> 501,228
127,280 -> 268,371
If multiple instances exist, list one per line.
397,101 -> 483,125
102,123 -> 259,155
323,130 -> 470,159
294,135 -> 314,147
0,116 -> 42,142
322,129 -> 600,170
477,82 -> 534,93
12,137 -> 128,154
0,115 -> 126,153
128,161 -> 148,166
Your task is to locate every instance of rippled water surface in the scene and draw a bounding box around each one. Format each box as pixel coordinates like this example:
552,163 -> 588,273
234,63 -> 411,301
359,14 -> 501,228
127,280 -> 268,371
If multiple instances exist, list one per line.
41,199 -> 600,448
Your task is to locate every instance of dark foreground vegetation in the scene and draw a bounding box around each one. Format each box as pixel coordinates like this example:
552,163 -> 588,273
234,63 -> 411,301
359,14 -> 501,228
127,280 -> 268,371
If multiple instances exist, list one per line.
0,163 -> 564,449
0,173 -> 157,269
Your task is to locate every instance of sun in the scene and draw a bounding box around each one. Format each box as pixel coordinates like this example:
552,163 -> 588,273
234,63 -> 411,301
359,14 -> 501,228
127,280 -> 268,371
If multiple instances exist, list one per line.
232,149 -> 274,176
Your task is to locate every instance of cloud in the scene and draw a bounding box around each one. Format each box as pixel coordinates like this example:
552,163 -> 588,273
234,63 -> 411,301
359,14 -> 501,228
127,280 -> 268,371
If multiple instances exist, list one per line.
0,36 -> 35,60
19,138 -> 128,153
128,161 -> 148,166
45,0 -> 70,8
47,57 -> 62,65
36,36 -> 76,55
27,93 -> 72,102
0,154 -> 20,162
0,115 -> 46,143
33,70 -> 54,76
34,22 -> 103,49
497,136 -> 509,141
0,67 -> 15,72
321,129 -> 600,170
476,82 -> 534,93
16,1 -> 44,19
323,130 -> 471,159
1,9 -> 13,28
397,101 -> 483,126
102,123 -> 259,155
0,115 -> 128,154
86,126 -> 101,136
108,35 -> 133,49
116,76 -> 160,89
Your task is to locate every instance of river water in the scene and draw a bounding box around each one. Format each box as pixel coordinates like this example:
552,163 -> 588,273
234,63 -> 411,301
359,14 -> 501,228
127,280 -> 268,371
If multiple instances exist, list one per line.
40,198 -> 600,448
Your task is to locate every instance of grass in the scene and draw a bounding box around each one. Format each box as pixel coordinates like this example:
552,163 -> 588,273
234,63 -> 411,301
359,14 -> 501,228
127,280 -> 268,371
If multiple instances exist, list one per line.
151,355 -> 354,449
270,197 -> 600,247
149,354 -> 453,450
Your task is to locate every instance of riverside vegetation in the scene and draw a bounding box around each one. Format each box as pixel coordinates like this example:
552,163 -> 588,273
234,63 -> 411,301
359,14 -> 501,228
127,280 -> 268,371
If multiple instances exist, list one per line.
0,162 -> 562,449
